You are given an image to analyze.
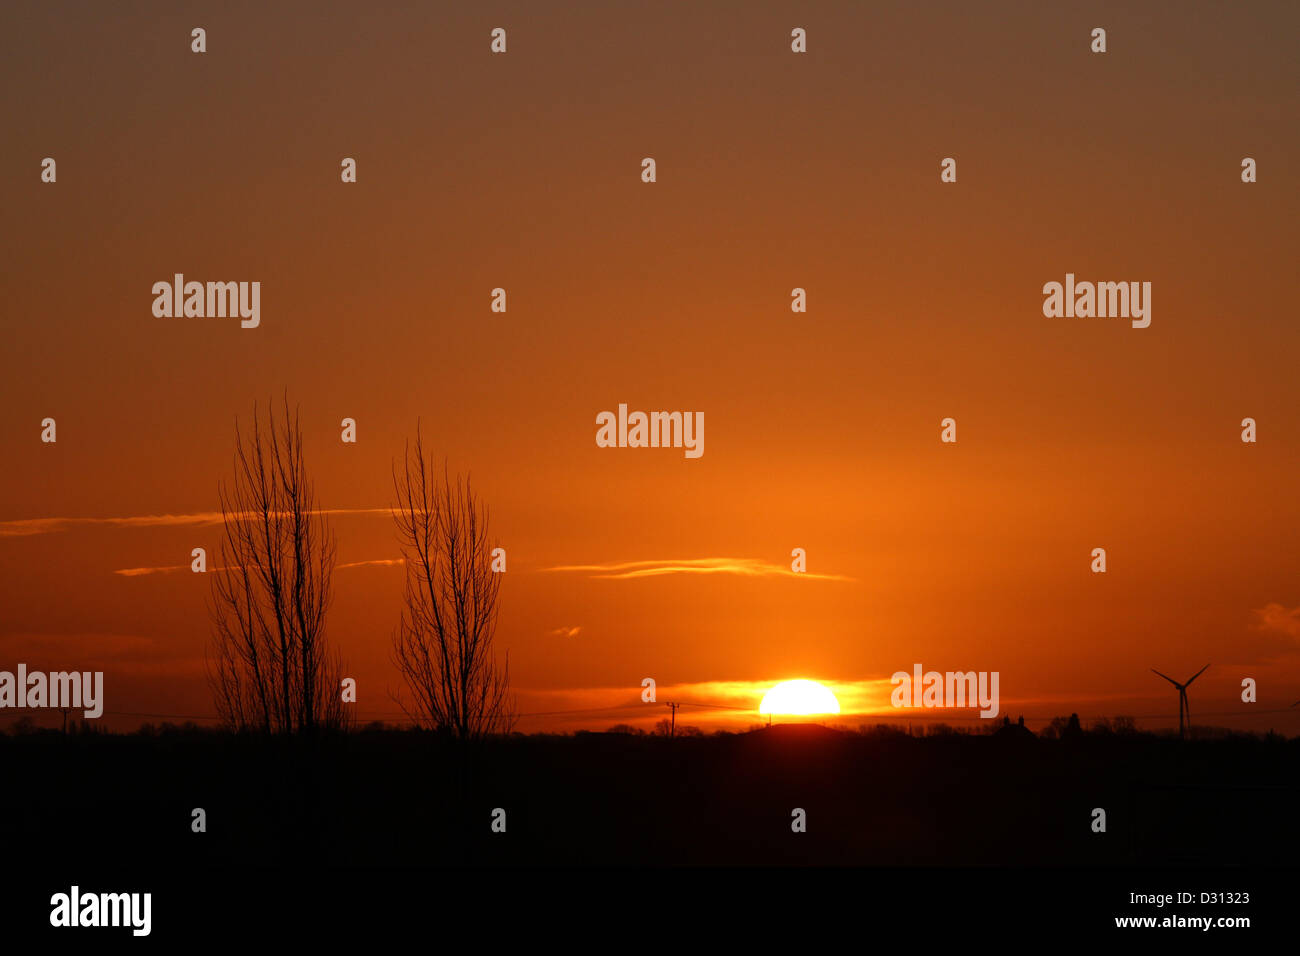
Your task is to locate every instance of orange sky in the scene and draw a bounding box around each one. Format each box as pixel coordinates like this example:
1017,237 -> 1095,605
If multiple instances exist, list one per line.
2,1 -> 1298,734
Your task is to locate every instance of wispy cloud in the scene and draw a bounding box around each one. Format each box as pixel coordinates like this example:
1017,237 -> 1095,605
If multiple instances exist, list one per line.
113,565 -> 192,577
337,558 -> 405,571
542,557 -> 852,582
1253,603 -> 1300,640
114,557 -> 403,576
0,632 -> 203,678
0,509 -> 392,538
548,626 -> 582,638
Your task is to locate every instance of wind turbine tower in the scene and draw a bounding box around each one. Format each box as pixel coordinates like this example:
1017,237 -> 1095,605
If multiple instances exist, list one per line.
1151,664 -> 1209,740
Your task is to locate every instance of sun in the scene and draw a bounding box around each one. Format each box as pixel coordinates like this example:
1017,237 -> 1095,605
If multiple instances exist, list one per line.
759,679 -> 841,716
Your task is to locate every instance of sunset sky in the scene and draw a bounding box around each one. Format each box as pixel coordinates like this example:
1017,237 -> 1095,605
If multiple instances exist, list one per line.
3,1 -> 1298,734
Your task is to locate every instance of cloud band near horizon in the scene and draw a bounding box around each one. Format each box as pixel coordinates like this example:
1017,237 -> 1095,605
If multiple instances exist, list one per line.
542,557 -> 853,581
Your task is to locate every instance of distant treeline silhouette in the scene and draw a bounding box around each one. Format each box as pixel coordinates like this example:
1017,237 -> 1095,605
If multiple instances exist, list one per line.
4,708 -> 1297,741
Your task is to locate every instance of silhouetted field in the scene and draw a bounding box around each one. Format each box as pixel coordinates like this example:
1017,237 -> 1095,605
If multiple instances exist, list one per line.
3,724 -> 1296,867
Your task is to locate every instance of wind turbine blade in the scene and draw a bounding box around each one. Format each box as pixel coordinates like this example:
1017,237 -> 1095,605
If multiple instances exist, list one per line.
1151,669 -> 1180,687
1184,664 -> 1210,686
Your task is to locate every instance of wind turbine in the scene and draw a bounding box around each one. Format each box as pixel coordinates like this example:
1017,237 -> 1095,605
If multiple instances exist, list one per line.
1151,665 -> 1209,740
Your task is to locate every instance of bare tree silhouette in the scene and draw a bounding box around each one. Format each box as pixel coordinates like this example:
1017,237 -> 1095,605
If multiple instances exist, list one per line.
391,429 -> 515,738
207,399 -> 349,734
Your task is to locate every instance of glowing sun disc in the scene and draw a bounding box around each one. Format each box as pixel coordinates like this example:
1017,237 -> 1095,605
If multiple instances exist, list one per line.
759,679 -> 841,716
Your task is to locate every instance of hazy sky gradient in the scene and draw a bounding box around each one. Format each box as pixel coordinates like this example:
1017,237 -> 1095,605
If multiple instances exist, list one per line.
2,1 -> 1298,732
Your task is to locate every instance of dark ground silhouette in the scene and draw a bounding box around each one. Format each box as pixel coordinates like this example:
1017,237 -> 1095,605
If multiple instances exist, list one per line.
3,723 -> 1296,867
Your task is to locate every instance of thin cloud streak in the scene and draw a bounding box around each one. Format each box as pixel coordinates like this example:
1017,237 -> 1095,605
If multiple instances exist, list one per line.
543,557 -> 853,582
114,557 -> 404,576
0,508 -> 392,537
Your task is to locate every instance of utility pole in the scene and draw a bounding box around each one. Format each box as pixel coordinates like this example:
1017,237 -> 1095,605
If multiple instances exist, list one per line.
666,702 -> 680,737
